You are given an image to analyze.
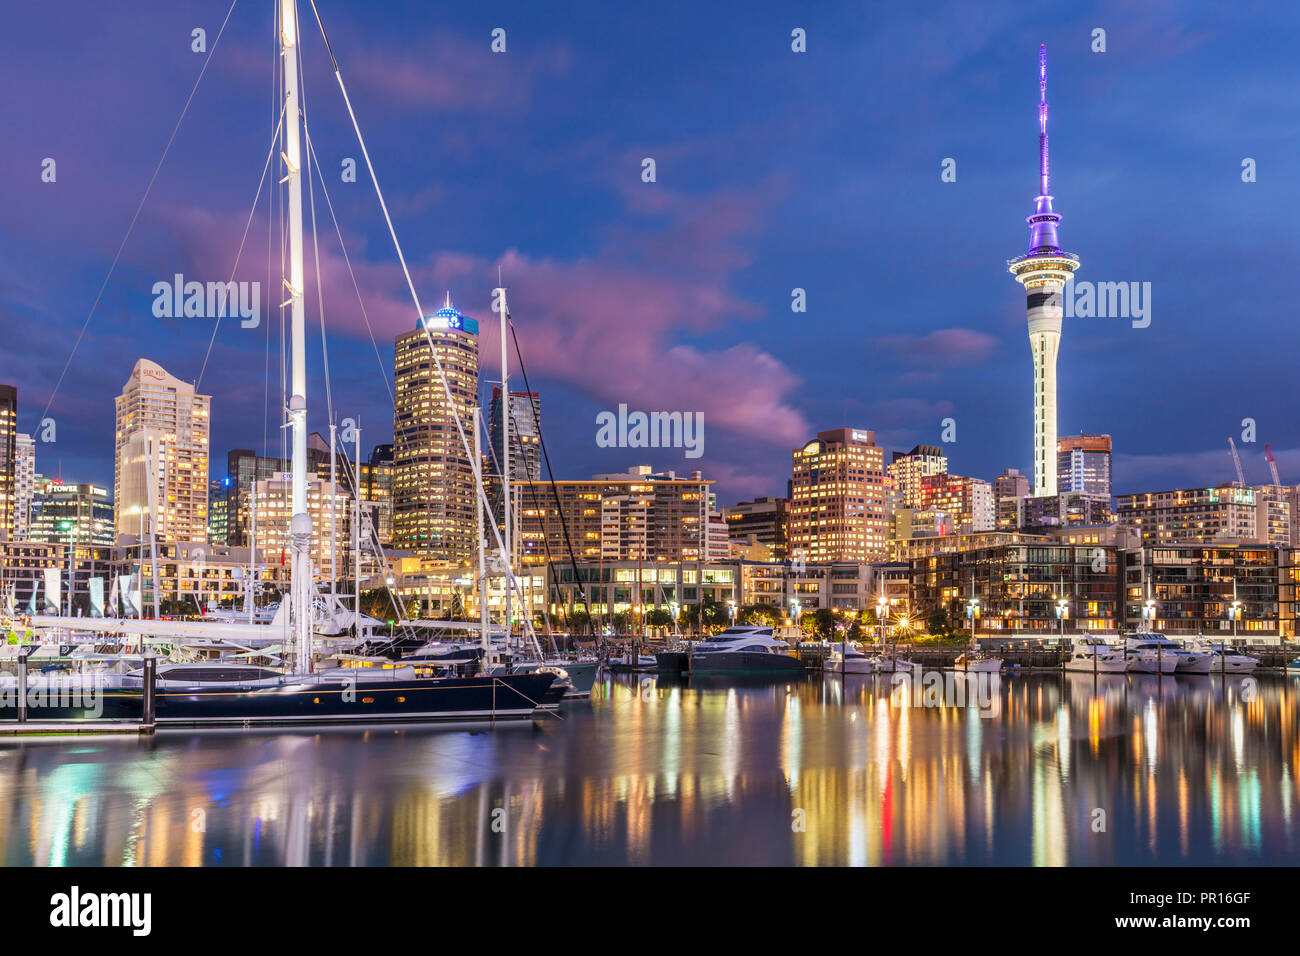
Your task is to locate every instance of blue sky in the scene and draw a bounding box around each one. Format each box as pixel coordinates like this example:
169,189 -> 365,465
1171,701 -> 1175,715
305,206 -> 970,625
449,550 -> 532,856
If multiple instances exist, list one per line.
1,0 -> 1298,503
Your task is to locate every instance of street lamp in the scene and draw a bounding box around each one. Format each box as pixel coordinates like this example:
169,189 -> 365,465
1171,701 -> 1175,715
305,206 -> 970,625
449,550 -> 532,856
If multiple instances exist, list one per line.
1055,595 -> 1069,642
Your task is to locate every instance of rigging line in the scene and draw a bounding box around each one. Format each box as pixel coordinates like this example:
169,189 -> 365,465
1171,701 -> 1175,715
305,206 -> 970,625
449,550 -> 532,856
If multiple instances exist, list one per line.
309,1 -> 536,654
264,0 -> 278,463
297,22 -> 334,429
195,104 -> 287,391
39,0 -> 240,427
480,389 -> 569,637
508,315 -> 599,644
303,129 -> 394,406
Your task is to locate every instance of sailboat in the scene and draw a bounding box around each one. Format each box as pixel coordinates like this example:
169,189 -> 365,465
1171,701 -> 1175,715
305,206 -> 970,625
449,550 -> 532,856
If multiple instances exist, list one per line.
21,1 -> 558,725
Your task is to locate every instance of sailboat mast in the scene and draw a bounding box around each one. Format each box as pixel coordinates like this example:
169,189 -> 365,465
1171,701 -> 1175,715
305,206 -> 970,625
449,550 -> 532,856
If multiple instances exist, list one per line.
499,283 -> 511,646
281,0 -> 313,671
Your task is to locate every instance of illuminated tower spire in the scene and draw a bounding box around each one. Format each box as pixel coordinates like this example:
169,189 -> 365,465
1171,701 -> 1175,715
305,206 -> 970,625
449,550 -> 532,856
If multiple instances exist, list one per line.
1008,43 -> 1080,497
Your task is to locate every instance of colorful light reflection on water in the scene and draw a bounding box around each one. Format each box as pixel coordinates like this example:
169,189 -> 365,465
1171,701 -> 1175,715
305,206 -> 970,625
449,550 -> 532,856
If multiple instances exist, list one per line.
0,672 -> 1296,866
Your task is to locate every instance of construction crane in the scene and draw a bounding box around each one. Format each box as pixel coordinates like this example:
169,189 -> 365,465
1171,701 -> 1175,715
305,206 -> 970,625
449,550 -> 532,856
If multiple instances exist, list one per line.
1265,444 -> 1282,486
1228,437 -> 1245,486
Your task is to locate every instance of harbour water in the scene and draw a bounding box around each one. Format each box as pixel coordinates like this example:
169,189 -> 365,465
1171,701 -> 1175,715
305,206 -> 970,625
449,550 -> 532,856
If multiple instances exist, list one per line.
0,671 -> 1295,866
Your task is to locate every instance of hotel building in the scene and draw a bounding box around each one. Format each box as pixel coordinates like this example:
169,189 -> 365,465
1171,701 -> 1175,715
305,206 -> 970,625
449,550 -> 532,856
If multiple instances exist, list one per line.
113,359 -> 210,545
789,428 -> 887,562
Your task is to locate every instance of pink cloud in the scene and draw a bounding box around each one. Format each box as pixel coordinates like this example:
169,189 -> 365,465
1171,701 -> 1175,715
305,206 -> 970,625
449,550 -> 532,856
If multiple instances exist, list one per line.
144,176 -> 811,451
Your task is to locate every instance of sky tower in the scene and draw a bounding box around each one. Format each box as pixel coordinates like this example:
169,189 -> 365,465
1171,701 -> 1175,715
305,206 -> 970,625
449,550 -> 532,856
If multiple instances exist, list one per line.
1008,44 -> 1079,497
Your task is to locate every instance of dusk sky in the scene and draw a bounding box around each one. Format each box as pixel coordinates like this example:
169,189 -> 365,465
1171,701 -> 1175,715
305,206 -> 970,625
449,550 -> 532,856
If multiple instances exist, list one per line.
2,0 -> 1297,505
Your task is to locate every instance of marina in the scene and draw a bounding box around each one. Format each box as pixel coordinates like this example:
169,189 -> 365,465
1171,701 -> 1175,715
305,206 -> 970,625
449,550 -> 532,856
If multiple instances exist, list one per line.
0,668 -> 1294,866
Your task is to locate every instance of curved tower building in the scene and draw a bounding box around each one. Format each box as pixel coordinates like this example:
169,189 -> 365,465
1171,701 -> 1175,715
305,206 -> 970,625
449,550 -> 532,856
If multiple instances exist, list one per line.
1008,44 -> 1079,497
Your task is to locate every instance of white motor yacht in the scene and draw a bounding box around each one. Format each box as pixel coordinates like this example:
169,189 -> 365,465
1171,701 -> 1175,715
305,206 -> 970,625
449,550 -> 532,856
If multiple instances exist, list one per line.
1064,637 -> 1129,673
1125,631 -> 1211,674
1124,637 -> 1180,674
689,626 -> 803,674
1191,640 -> 1259,675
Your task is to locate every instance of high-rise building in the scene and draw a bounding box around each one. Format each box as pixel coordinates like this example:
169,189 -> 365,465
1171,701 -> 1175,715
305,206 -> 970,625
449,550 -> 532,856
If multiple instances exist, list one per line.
0,385 -> 15,540
393,299 -> 480,564
113,359 -> 210,544
1058,433 -> 1112,497
207,478 -> 229,545
1115,485 -> 1260,545
1008,46 -> 1080,497
789,428 -> 887,562
30,479 -> 115,547
723,497 -> 790,559
249,471 -> 353,581
222,441 -> 333,547
887,445 -> 948,509
359,444 -> 394,547
515,466 -> 712,565
994,467 -> 1030,529
917,473 -> 995,532
489,388 -> 542,483
12,432 -> 34,540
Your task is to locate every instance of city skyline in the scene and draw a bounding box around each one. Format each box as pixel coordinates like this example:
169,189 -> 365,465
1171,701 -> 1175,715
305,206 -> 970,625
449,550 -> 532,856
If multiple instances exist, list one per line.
1,2 -> 1297,507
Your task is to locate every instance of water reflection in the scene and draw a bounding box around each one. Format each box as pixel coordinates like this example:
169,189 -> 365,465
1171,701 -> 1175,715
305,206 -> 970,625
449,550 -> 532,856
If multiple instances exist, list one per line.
0,672 -> 1295,865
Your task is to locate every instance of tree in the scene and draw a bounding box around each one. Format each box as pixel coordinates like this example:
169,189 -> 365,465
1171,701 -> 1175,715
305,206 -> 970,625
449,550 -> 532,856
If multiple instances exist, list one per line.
738,603 -> 781,626
798,607 -> 836,641
925,605 -> 949,639
644,608 -> 673,629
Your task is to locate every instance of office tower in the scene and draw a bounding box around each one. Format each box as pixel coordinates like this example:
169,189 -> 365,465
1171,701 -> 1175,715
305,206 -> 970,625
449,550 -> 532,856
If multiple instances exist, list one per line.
208,478 -> 229,545
514,466 -> 712,565
113,359 -> 210,544
489,388 -> 542,482
0,385 -> 15,540
1008,45 -> 1080,497
723,496 -> 791,559
12,432 -> 34,540
29,479 -> 115,546
358,444 -> 394,546
393,297 -> 479,563
789,428 -> 887,562
1057,433 -> 1112,496
887,445 -> 948,509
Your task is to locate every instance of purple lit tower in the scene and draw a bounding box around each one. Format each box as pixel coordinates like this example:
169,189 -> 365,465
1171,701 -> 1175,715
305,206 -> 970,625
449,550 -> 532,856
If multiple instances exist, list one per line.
1008,44 -> 1080,497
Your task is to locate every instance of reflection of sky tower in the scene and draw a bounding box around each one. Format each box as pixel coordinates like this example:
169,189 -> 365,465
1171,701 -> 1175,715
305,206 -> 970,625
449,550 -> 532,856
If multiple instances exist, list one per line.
1008,44 -> 1079,497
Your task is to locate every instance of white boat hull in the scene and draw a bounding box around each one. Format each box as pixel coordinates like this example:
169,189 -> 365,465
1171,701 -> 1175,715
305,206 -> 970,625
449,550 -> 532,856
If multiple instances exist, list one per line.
1064,658 -> 1129,674
1127,654 -> 1179,674
826,657 -> 875,675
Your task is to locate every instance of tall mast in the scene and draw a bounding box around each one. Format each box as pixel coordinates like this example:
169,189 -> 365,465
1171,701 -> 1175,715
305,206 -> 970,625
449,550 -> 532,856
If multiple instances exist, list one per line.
281,0 -> 313,671
499,282 -> 511,645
